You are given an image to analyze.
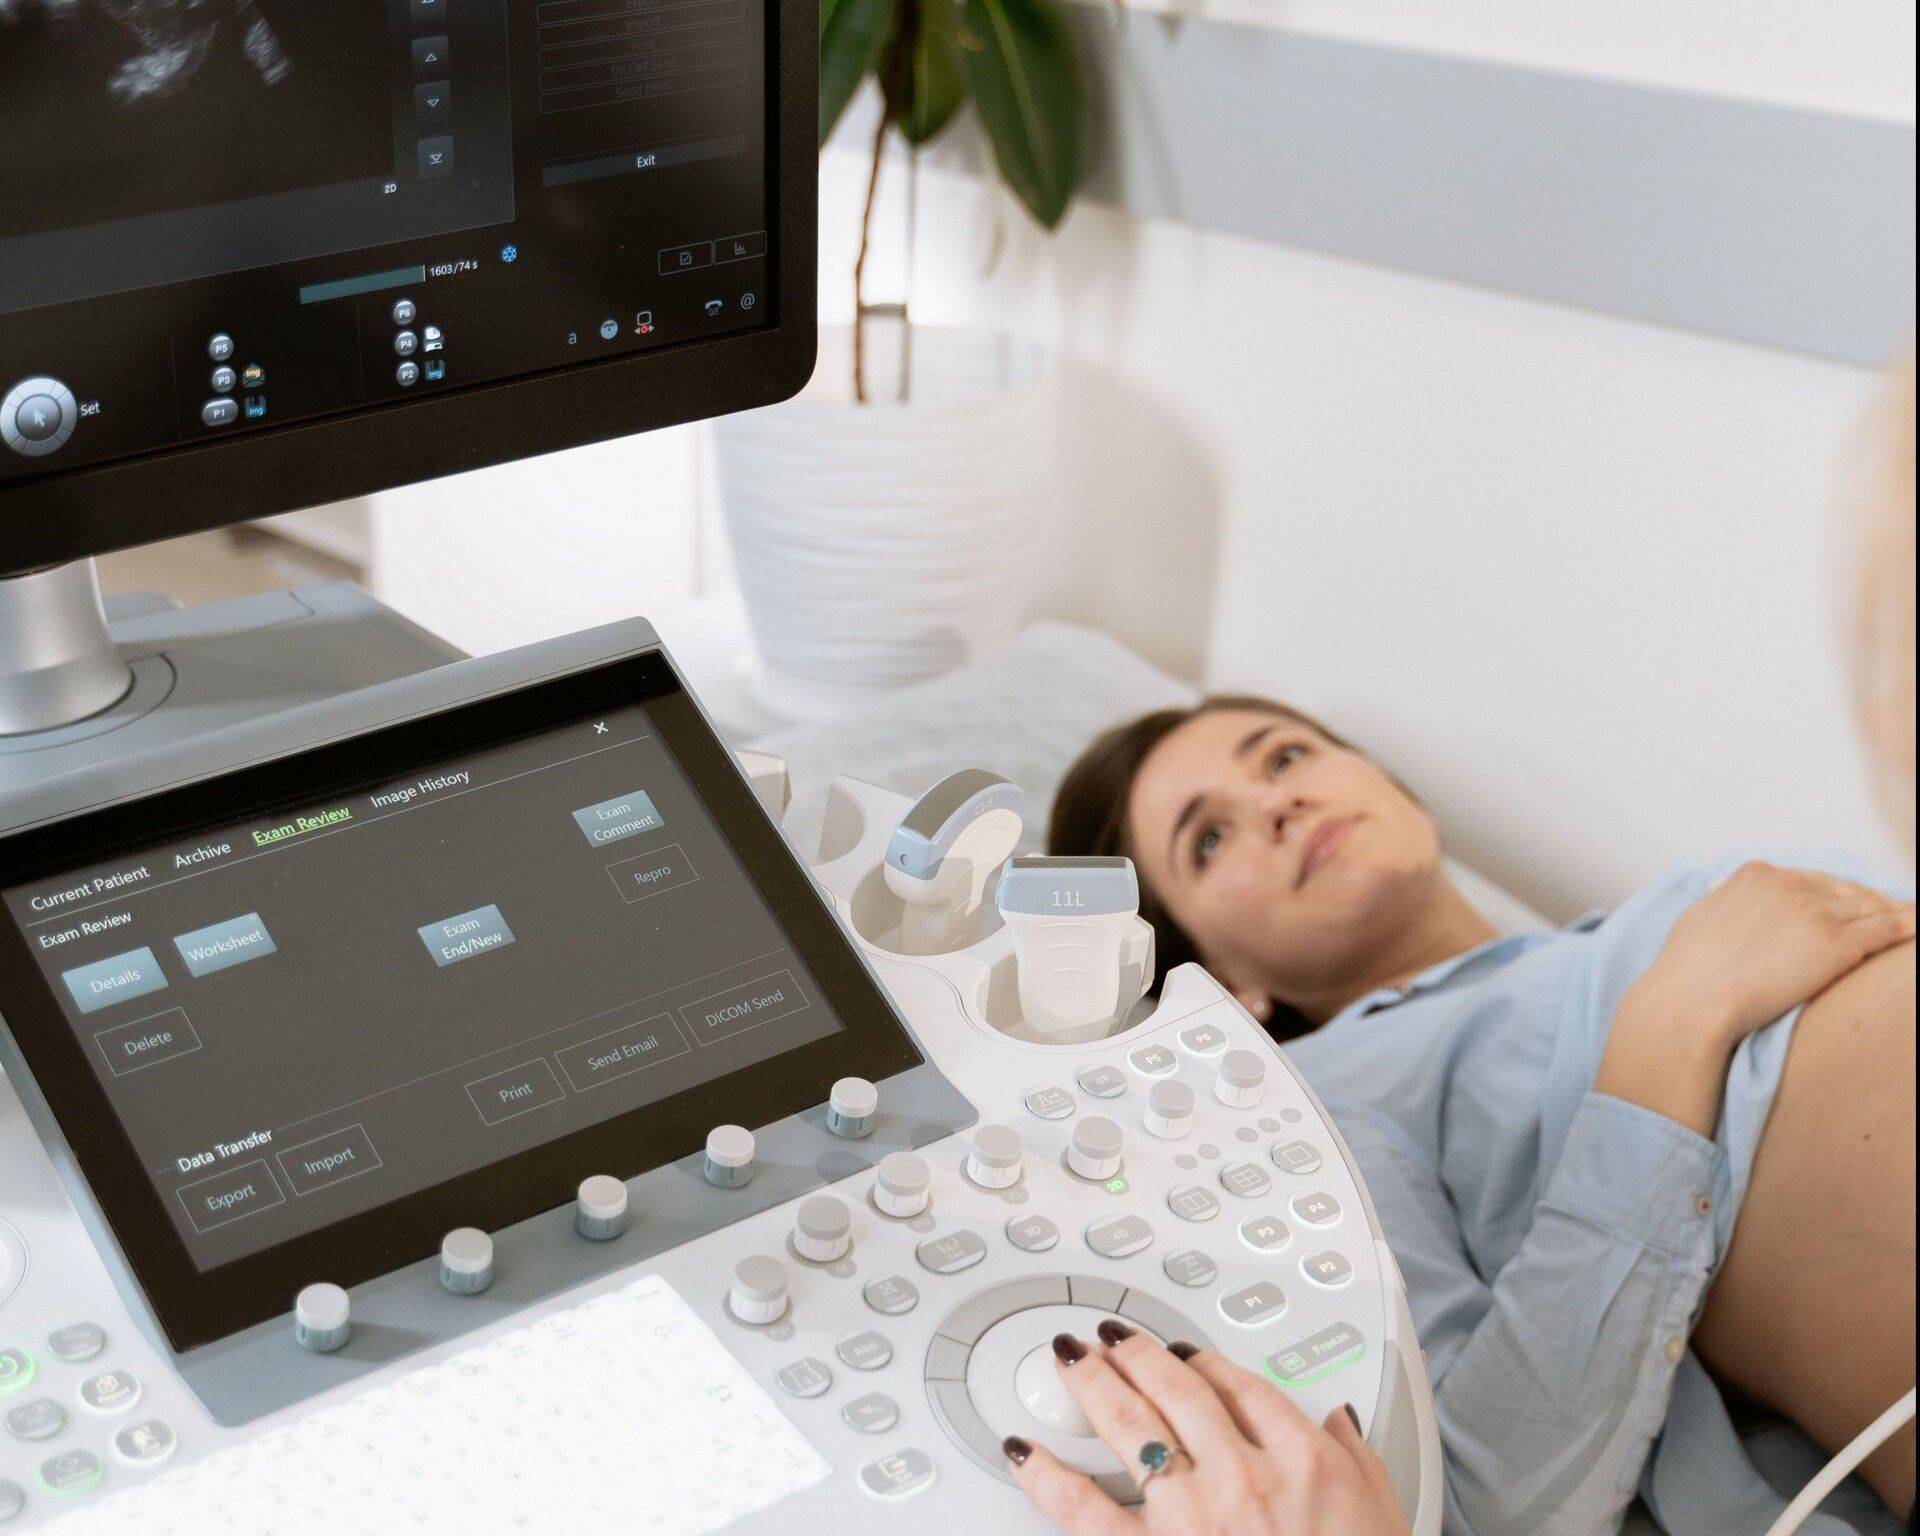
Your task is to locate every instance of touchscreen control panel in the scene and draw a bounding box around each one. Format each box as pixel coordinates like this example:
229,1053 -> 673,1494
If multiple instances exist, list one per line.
0,0 -> 771,479
5,705 -> 839,1274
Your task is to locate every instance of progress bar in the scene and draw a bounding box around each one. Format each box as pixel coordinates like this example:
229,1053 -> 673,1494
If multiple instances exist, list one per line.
299,265 -> 429,306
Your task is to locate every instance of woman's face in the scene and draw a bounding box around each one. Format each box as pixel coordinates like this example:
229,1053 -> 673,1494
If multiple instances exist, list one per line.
1126,709 -> 1446,1010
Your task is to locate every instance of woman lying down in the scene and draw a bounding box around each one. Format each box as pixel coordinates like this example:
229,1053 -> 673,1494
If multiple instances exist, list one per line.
1040,699 -> 1916,1536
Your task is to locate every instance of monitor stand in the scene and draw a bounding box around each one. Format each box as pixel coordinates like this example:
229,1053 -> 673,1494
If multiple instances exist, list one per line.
0,559 -> 462,812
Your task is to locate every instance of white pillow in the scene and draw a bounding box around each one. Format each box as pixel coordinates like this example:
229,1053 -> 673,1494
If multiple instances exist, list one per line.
752,622 -> 1550,937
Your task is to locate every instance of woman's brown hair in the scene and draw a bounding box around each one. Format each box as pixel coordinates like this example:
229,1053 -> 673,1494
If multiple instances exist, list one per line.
1046,695 -> 1362,1031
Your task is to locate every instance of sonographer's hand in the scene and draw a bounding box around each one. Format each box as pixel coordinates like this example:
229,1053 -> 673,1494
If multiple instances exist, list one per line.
1600,861 -> 1916,1135
1004,1324 -> 1412,1536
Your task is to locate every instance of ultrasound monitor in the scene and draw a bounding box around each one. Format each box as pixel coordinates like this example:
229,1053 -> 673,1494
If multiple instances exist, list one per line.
0,0 -> 814,755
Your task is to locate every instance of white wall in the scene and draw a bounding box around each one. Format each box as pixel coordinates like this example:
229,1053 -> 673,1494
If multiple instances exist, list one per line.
815,3 -> 1914,918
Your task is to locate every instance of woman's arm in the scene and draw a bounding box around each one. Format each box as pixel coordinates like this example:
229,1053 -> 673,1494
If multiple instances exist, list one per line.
1597,861 -> 1915,1136
1340,1101 -> 1724,1536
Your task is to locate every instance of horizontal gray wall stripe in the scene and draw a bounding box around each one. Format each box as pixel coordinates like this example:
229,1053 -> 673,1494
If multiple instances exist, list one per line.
839,10 -> 1918,366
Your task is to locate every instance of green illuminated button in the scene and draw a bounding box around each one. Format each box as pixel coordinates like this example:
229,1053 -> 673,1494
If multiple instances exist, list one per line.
1262,1323 -> 1367,1388
37,1448 -> 102,1497
0,1351 -> 34,1397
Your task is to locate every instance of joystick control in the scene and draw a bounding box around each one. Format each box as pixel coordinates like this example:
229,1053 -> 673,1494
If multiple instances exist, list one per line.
827,1077 -> 879,1139
705,1125 -> 756,1187
575,1175 -> 629,1241
1216,1049 -> 1266,1108
1068,1116 -> 1124,1181
728,1255 -> 790,1324
874,1151 -> 932,1217
293,1283 -> 352,1354
966,1124 -> 1024,1189
792,1195 -> 853,1262
1143,1080 -> 1195,1139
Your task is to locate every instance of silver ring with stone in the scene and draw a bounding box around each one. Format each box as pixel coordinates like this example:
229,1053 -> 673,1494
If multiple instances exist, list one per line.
1137,1439 -> 1190,1487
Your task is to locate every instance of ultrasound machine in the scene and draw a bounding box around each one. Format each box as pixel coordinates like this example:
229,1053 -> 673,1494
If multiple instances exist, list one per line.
0,2 -> 1443,1529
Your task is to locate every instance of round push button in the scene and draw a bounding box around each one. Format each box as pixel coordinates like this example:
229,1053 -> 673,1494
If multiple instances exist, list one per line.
1143,1080 -> 1194,1139
293,1283 -> 351,1354
705,1125 -> 755,1187
1067,1116 -> 1124,1182
966,1124 -> 1023,1190
874,1151 -> 931,1218
208,334 -> 234,362
728,1255 -> 789,1325
1216,1049 -> 1266,1108
793,1195 -> 853,1263
112,1418 -> 177,1468
1,378 -> 77,458
439,1228 -> 495,1295
828,1077 -> 879,1139
575,1175 -> 629,1241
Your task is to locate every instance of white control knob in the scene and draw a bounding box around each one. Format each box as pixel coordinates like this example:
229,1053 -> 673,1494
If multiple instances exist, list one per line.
439,1228 -> 495,1295
793,1195 -> 853,1262
827,1077 -> 879,1139
1143,1080 -> 1195,1139
728,1255 -> 790,1325
575,1175 -> 628,1241
705,1124 -> 755,1187
874,1151 -> 932,1218
1068,1116 -> 1124,1182
966,1124 -> 1024,1189
293,1283 -> 351,1354
1216,1049 -> 1267,1108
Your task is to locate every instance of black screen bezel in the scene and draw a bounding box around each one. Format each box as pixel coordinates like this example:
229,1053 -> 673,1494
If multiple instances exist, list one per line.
0,0 -> 817,580
0,650 -> 922,1352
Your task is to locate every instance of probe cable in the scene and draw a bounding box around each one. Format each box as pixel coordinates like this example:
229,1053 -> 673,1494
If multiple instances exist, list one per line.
1764,1388 -> 1917,1536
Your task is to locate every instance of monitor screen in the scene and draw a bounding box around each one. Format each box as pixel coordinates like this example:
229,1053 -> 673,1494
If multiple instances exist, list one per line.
0,0 -> 785,499
0,651 -> 918,1347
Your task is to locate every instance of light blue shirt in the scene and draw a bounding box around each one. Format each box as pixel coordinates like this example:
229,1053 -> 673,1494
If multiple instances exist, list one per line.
1284,849 -> 1907,1536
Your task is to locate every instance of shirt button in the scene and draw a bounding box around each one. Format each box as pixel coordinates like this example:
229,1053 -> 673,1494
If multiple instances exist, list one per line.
1665,1337 -> 1685,1364
1693,1195 -> 1713,1218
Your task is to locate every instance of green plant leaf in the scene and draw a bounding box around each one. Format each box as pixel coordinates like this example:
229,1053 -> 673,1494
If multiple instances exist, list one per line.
821,0 -> 898,146
891,8 -> 966,145
959,0 -> 1082,227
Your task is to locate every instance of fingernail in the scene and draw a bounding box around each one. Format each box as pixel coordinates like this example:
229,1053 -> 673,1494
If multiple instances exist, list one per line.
1342,1404 -> 1363,1436
1168,1341 -> 1201,1361
1003,1436 -> 1032,1466
1096,1319 -> 1135,1347
1053,1333 -> 1088,1365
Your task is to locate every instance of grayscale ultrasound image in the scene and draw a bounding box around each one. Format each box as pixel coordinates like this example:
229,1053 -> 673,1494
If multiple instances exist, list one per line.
0,0 -> 391,241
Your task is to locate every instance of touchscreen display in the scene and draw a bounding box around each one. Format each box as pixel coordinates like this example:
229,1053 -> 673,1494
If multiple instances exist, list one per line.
2,701 -> 842,1273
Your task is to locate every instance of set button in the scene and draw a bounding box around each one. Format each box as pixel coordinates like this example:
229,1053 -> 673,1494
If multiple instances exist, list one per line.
1271,1140 -> 1323,1176
863,1275 -> 920,1316
1166,1185 -> 1220,1223
1085,1213 -> 1153,1259
1023,1085 -> 1075,1120
36,1448 -> 102,1497
1178,1022 -> 1229,1054
916,1230 -> 987,1276
842,1392 -> 900,1435
1219,1280 -> 1289,1328
1162,1250 -> 1217,1288
836,1331 -> 894,1372
1301,1251 -> 1355,1289
4,1398 -> 63,1443
858,1447 -> 936,1500
1127,1043 -> 1177,1076
1290,1191 -> 1343,1227
1005,1213 -> 1060,1253
78,1369 -> 140,1415
1076,1064 -> 1126,1099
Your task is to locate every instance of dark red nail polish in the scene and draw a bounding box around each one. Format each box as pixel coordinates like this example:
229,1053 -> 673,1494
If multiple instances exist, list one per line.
1003,1436 -> 1032,1466
1053,1333 -> 1088,1364
1342,1404 -> 1363,1436
1168,1341 -> 1201,1361
1097,1319 -> 1135,1347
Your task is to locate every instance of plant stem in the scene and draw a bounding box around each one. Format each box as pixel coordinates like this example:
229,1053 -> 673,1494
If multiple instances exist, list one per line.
853,107 -> 890,405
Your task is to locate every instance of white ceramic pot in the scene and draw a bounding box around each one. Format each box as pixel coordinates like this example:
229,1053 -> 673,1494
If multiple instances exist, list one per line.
710,323 -> 1053,718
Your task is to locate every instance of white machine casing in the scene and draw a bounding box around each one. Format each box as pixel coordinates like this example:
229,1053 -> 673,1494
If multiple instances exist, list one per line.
0,687 -> 1440,1534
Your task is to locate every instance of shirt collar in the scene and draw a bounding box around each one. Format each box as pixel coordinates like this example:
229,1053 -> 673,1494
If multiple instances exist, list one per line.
1351,926 -> 1568,1018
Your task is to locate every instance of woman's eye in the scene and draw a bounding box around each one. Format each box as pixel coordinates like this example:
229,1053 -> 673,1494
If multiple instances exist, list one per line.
1194,827 -> 1223,867
1267,744 -> 1306,774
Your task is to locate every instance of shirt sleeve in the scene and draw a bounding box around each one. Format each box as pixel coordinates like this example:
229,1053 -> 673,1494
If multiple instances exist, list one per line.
1336,1093 -> 1726,1536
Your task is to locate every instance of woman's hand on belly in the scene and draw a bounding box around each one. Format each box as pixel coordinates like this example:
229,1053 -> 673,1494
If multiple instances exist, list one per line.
1597,861 -> 1915,1135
